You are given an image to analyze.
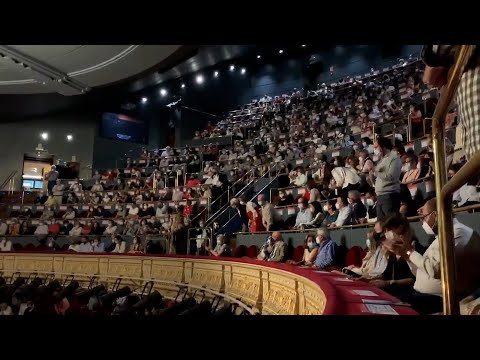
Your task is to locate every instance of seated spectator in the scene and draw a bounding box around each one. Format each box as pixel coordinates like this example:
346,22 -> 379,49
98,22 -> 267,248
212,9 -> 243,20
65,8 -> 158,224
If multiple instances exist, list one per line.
265,231 -> 287,262
289,167 -> 308,187
208,235 -> 232,257
91,180 -> 104,192
69,221 -> 83,236
385,198 -> 480,314
53,293 -> 70,316
19,207 -> 32,219
401,154 -> 421,184
322,200 -> 338,226
0,301 -> 13,316
68,240 -> 81,252
0,237 -> 12,252
306,181 -> 321,204
40,206 -> 55,220
81,221 -> 93,236
19,221 -> 30,235
34,191 -> 49,205
186,175 -> 201,187
34,221 -> 49,236
156,202 -> 169,217
363,191 -> 378,223
343,230 -> 380,276
127,204 -> 140,219
298,201 -> 324,229
8,219 -> 20,236
277,189 -> 294,206
48,220 -> 62,235
103,220 -> 118,235
0,221 -> 8,236
69,178 -> 82,192
62,206 -> 76,220
78,237 -> 93,252
329,197 -> 351,228
91,222 -> 104,236
46,236 -> 60,251
111,235 -> 126,253
287,233 -> 318,266
92,237 -> 105,252
128,236 -> 143,253
59,220 -> 73,235
123,220 -> 138,236
312,228 -> 338,270
347,190 -> 367,225
294,197 -> 313,229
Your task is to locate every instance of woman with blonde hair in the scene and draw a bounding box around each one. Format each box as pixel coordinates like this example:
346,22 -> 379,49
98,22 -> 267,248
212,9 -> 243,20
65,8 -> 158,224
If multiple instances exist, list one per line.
343,230 -> 379,276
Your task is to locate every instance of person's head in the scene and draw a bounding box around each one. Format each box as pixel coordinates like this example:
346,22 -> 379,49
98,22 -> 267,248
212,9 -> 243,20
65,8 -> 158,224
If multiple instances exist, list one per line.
297,197 -> 307,210
230,198 -> 239,209
92,237 -> 100,246
308,201 -> 322,216
336,197 -> 347,210
257,194 -> 266,206
51,165 -> 56,171
316,228 -> 330,244
346,155 -> 359,169
81,236 -> 88,244
271,231 -> 282,243
333,156 -> 345,167
419,198 -> 438,235
133,236 -> 140,244
216,234 -> 225,246
448,163 -> 462,180
0,302 -> 8,311
382,214 -> 413,245
374,136 -> 393,157
365,191 -> 377,207
347,190 -> 361,205
361,137 -> 372,147
114,235 -> 123,244
56,179 -> 61,185
278,189 -> 286,199
365,230 -> 377,251
305,233 -> 317,250
324,199 -> 336,213
402,154 -> 418,173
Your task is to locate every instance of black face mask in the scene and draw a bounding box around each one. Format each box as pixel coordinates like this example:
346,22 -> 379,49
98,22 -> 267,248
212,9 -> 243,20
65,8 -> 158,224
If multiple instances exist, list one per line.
373,232 -> 384,243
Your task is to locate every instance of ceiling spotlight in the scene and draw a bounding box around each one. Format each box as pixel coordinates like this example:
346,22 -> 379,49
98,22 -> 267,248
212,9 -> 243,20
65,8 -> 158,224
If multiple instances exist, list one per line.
257,55 -> 261,59
214,71 -> 219,77
141,97 -> 148,104
241,68 -> 246,74
279,49 -> 284,54
40,132 -> 48,140
181,83 -> 186,89
301,45 -> 306,47
230,65 -> 235,71
160,88 -> 167,96
196,75 -> 204,84
66,134 -> 73,141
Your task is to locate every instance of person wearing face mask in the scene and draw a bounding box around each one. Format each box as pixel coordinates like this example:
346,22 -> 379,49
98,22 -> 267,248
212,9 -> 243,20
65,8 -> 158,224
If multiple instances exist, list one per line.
311,228 -> 338,270
362,191 -> 378,223
294,197 -> 313,229
343,230 -> 379,277
322,200 -> 338,227
385,198 -> 480,314
401,155 -> 420,184
355,215 -> 416,296
92,237 -> 104,252
111,235 -> 126,253
373,136 -> 402,221
298,201 -> 324,229
347,190 -> 367,225
208,235 -> 232,257
287,233 -> 318,266
361,137 -> 374,155
103,220 -> 118,235
128,236 -> 143,253
265,231 -> 287,262
329,197 -> 351,228
448,163 -> 480,207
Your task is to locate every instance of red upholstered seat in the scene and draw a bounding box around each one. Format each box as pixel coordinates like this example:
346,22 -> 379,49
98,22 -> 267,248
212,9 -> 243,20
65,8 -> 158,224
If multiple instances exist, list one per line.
62,244 -> 70,251
293,246 -> 305,263
36,244 -> 48,252
234,245 -> 247,258
345,246 -> 363,267
12,243 -> 23,251
24,243 -> 36,251
246,245 -> 258,258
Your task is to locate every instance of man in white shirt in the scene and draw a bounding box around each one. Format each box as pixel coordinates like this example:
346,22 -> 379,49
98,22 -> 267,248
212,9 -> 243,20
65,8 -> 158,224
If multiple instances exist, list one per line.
294,197 -> 313,228
0,237 -> 12,251
0,221 -> 8,236
385,198 -> 480,314
34,221 -> 49,236
330,197 -> 351,228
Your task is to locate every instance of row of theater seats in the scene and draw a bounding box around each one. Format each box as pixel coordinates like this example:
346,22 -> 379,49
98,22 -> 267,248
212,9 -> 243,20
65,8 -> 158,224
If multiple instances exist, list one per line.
0,273 -> 244,316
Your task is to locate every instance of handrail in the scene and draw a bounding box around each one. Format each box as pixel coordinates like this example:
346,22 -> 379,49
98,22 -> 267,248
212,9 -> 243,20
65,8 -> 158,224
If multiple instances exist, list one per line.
421,45 -> 475,315
233,203 -> 480,236
205,163 -> 279,228
1,170 -> 17,192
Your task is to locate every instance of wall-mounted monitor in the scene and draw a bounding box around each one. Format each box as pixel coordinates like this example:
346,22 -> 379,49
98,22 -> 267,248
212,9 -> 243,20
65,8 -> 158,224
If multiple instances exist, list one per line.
100,112 -> 148,144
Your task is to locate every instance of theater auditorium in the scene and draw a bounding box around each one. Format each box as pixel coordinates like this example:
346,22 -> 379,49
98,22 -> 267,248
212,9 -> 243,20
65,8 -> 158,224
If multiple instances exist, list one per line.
0,44 -> 479,316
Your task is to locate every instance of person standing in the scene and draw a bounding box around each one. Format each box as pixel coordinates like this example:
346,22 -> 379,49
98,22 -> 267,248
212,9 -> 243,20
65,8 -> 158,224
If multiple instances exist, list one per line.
45,165 -> 59,195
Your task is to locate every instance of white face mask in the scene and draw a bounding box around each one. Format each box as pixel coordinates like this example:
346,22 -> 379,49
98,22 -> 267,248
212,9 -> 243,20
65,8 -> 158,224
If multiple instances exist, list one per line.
333,161 -> 338,166
298,203 -> 305,210
307,242 -> 316,250
315,235 -> 322,244
385,230 -> 395,241
365,198 -> 374,207
258,201 -> 264,206
374,148 -> 382,156
323,205 -> 329,212
422,221 -> 436,235
335,203 -> 341,210
366,239 -> 371,248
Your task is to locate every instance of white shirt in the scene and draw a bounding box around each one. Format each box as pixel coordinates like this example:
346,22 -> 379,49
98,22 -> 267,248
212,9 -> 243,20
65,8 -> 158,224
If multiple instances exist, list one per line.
409,218 -> 480,297
91,184 -> 104,192
78,243 -> 93,252
103,225 -> 118,235
293,174 -> 308,187
331,167 -> 361,189
452,184 -> 480,207
0,306 -> 13,315
69,226 -> 83,236
128,207 -> 139,216
34,224 -> 49,235
334,206 -> 351,227
18,303 -> 28,315
0,239 -> 12,251
0,223 -> 7,235
112,241 -> 126,253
